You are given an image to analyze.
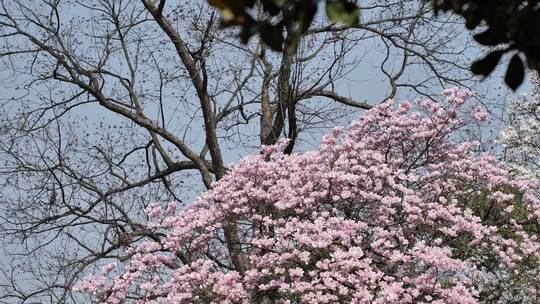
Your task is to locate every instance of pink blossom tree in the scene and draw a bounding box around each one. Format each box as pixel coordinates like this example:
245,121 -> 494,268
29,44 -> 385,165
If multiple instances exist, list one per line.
76,90 -> 540,303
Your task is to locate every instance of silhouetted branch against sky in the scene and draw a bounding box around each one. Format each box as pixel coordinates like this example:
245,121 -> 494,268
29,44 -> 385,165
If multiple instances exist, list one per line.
209,0 -> 540,90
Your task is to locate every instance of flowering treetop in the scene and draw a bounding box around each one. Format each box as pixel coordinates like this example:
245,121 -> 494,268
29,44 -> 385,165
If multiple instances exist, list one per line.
500,72 -> 540,180
76,89 -> 540,303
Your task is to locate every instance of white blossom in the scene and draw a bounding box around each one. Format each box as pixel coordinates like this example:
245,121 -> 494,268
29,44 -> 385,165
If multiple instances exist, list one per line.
499,72 -> 540,180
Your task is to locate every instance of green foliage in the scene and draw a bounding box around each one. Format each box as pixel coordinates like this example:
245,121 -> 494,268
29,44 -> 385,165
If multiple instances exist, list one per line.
326,0 -> 360,26
208,0 -> 360,51
208,0 -> 540,91
466,187 -> 540,301
430,0 -> 540,90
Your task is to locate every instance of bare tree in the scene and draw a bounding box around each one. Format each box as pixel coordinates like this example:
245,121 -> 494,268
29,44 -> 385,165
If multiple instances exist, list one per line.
0,0 -> 475,302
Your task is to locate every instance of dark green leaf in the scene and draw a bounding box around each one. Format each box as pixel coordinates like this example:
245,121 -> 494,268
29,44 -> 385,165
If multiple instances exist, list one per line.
325,0 -> 360,26
238,22 -> 258,44
473,29 -> 507,46
298,0 -> 318,33
471,50 -> 504,77
505,54 -> 525,90
262,0 -> 281,16
463,7 -> 481,30
524,49 -> 540,71
260,22 -> 284,51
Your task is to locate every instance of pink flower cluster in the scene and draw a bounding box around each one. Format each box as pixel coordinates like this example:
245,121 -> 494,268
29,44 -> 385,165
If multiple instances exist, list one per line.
76,91 -> 540,303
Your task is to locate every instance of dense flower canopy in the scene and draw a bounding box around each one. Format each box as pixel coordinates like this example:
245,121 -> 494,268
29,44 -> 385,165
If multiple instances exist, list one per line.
76,89 -> 540,303
500,73 -> 540,180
